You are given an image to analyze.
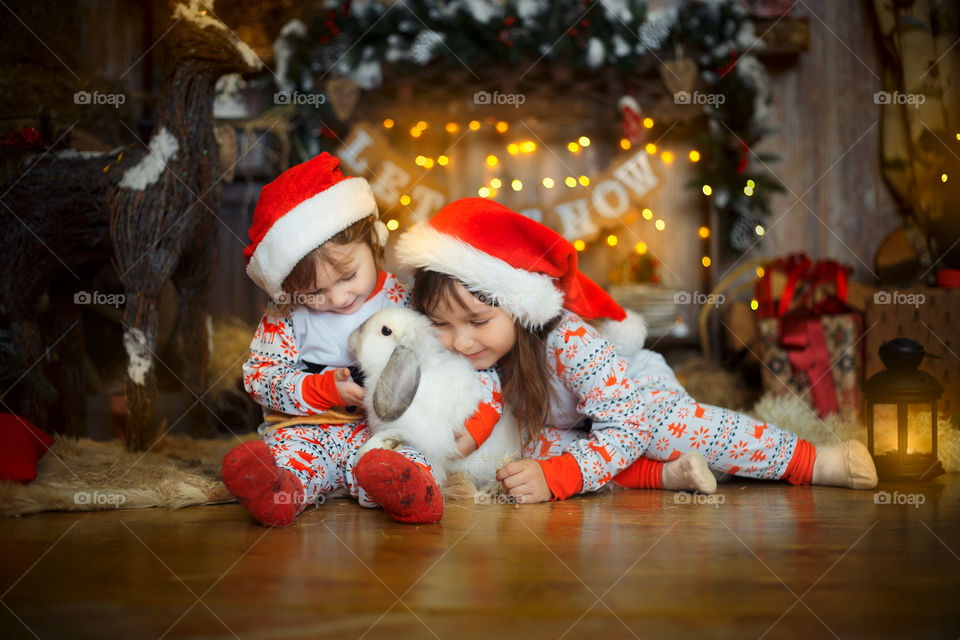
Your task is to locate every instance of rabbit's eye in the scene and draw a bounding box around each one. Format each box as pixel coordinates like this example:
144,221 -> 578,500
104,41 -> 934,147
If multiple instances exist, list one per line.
380,326 -> 392,336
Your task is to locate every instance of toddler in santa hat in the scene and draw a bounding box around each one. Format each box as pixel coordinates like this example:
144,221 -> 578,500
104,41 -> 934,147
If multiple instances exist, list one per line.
221,154 -> 501,526
393,198 -> 878,504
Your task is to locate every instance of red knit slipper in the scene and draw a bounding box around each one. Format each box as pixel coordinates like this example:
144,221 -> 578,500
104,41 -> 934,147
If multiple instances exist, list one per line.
221,441 -> 305,527
354,449 -> 443,524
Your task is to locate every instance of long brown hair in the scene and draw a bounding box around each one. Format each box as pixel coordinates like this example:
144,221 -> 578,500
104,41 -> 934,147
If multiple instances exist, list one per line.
411,269 -> 560,448
267,215 -> 384,316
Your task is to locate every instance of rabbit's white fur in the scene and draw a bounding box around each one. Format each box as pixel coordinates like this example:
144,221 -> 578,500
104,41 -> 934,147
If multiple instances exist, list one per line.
349,307 -> 520,491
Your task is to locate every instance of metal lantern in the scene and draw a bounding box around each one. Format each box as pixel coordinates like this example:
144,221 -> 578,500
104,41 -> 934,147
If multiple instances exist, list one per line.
863,338 -> 944,481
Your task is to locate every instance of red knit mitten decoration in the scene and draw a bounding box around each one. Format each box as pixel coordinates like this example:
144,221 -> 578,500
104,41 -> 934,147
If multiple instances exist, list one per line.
354,449 -> 443,523
221,440 -> 305,527
612,456 -> 664,489
0,414 -> 54,484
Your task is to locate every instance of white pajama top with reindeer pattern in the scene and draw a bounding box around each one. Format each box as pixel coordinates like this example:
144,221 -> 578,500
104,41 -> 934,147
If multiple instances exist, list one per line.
531,311 -> 803,499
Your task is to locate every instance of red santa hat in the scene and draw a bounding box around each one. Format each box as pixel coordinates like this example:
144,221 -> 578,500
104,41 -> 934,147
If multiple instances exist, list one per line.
244,152 -> 386,299
394,198 -> 647,352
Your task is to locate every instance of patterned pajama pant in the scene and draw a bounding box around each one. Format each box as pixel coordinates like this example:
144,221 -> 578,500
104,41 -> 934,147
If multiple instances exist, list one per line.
261,422 -> 433,510
526,350 -> 803,484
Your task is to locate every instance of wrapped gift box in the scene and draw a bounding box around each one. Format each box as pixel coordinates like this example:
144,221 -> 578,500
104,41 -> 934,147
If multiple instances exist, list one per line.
758,313 -> 863,422
755,255 -> 864,421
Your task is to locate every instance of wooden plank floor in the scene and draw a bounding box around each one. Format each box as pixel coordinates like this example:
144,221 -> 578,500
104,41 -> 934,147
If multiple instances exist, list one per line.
2,475 -> 959,639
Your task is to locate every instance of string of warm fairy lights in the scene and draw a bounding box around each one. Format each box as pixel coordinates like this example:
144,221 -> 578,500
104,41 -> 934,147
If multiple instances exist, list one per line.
379,115 -> 769,267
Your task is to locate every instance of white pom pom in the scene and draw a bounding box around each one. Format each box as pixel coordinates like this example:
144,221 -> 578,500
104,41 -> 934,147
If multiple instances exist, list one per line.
374,219 -> 390,247
600,310 -> 648,354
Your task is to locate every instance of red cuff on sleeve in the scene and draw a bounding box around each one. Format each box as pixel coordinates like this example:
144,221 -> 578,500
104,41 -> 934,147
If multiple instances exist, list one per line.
463,402 -> 499,448
301,370 -> 345,412
537,453 -> 584,500
783,438 -> 815,485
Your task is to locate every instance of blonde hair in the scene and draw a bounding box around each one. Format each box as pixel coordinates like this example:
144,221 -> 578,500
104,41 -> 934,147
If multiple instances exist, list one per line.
410,269 -> 560,448
266,215 -> 384,316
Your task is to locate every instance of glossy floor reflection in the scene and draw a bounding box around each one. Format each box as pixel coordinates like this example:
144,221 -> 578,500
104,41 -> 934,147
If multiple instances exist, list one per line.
2,476 -> 959,639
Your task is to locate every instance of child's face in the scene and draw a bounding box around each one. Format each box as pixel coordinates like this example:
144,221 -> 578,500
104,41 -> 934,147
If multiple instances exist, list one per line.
425,280 -> 516,370
299,241 -> 378,314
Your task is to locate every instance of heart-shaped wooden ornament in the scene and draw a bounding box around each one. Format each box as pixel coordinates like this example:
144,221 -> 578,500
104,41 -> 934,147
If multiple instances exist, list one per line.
326,75 -> 361,121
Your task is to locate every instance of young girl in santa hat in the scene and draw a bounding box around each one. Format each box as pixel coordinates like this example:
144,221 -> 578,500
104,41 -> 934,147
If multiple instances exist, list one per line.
389,198 -> 878,504
221,154 -> 503,526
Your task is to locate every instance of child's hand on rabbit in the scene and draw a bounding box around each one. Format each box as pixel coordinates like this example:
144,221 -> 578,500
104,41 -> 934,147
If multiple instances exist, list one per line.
453,430 -> 478,458
496,459 -> 552,504
333,367 -> 365,407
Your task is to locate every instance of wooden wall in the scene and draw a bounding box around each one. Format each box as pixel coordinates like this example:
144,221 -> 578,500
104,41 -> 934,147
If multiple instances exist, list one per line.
723,0 -> 900,283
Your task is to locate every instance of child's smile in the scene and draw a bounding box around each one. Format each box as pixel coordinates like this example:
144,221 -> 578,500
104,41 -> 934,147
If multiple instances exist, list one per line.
426,280 -> 516,370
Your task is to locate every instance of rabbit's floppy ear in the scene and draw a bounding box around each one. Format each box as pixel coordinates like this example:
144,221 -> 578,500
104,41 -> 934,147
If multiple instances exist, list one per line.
372,345 -> 421,421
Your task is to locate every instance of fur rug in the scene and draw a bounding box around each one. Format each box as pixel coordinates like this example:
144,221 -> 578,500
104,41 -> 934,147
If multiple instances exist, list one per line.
0,431 -> 477,518
0,433 -> 256,517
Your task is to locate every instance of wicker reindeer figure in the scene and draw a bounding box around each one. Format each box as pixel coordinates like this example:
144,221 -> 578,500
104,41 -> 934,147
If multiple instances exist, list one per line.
0,1 -> 261,449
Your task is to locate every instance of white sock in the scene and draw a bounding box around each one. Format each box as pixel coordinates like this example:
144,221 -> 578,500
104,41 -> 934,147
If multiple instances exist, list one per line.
812,440 -> 878,489
662,452 -> 717,494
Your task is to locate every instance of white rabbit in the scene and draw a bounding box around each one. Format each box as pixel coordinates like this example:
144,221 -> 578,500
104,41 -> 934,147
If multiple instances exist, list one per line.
348,307 -> 520,492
